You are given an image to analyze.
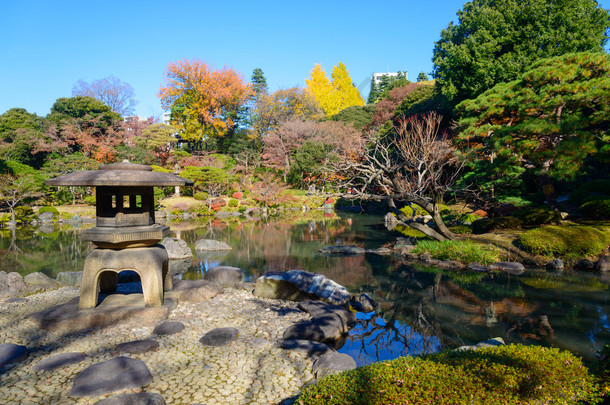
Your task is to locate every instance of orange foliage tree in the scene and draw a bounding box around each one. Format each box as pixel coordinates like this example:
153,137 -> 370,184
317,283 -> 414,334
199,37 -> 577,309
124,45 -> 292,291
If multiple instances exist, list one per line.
158,59 -> 253,148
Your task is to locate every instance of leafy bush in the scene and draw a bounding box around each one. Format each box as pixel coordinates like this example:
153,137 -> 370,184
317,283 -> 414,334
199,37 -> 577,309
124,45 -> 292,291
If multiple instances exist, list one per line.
228,198 -> 238,208
511,207 -> 561,226
412,239 -> 499,265
15,206 -> 34,223
591,344 -> 610,400
449,225 -> 473,234
472,217 -> 522,234
193,192 -> 209,201
83,195 -> 96,205
298,344 -> 600,405
187,203 -> 213,217
580,199 -> 610,220
569,179 -> 610,206
518,225 -> 610,257
38,206 -> 59,216
0,213 -> 11,223
237,206 -> 247,214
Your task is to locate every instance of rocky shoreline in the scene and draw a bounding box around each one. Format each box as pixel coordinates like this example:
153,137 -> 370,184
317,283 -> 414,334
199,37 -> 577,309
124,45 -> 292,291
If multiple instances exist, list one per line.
0,285 -> 323,404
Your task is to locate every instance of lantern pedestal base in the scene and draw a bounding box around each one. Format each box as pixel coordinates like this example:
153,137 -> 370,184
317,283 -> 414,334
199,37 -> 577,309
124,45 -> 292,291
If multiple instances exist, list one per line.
79,245 -> 172,309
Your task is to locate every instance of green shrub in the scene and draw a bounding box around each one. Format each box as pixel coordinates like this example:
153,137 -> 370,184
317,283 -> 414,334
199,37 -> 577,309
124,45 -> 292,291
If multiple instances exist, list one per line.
518,225 -> 610,257
228,198 -> 239,208
472,217 -> 522,234
511,207 -> 561,226
237,205 -> 247,214
569,179 -> 610,206
15,206 -> 34,223
0,213 -> 11,223
187,203 -> 213,217
412,239 -> 499,265
298,344 -> 600,405
579,199 -> 610,220
449,225 -> 473,235
193,192 -> 209,201
38,206 -> 60,216
591,344 -> 610,399
83,195 -> 96,205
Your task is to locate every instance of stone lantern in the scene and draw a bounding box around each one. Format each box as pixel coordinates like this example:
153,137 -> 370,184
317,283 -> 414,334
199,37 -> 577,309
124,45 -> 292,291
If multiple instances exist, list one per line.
46,161 -> 193,309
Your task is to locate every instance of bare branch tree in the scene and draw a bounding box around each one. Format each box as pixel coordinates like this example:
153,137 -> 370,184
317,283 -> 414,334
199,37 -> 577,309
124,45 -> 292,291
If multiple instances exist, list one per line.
72,76 -> 138,117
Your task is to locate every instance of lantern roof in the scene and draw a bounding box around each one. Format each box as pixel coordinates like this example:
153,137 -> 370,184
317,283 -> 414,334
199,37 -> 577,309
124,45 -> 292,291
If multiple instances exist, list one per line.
45,160 -> 194,187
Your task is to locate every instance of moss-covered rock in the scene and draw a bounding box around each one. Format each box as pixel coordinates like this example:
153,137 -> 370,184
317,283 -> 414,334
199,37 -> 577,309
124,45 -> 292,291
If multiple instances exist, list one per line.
518,225 -> 610,257
472,217 -> 522,234
511,207 -> 561,226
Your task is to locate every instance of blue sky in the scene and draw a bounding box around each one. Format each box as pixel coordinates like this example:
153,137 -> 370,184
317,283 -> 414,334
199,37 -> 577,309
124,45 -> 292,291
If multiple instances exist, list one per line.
2,0 -> 609,119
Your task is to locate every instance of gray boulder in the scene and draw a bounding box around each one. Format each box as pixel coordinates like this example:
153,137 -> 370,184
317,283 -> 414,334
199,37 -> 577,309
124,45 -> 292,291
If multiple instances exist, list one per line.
365,247 -> 392,255
545,259 -> 564,272
204,266 -> 245,288
94,392 -> 165,405
160,237 -> 192,260
24,272 -> 61,292
298,300 -> 356,326
595,256 -> 610,272
166,279 -> 222,302
350,293 -> 376,313
575,259 -> 596,271
0,271 -> 28,299
283,322 -> 325,342
32,352 -> 87,372
456,337 -> 505,351
488,262 -> 525,275
384,213 -> 399,230
153,321 -> 184,335
312,352 -> 357,379
168,258 -> 191,276
199,327 -> 239,346
56,271 -> 82,287
38,211 -> 55,222
279,339 -> 335,356
0,343 -> 29,368
116,340 -> 159,354
194,239 -> 232,251
254,270 -> 350,306
319,245 -> 365,255
467,262 -> 489,272
70,357 -> 153,397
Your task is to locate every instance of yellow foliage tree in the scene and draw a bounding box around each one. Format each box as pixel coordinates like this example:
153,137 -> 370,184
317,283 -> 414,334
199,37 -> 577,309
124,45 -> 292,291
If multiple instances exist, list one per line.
158,59 -> 252,146
305,62 -> 364,117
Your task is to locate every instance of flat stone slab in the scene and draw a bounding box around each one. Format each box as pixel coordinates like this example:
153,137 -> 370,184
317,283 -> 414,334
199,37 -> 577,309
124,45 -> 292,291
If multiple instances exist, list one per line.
94,392 -> 165,405
0,343 -> 29,368
456,337 -> 506,351
365,247 -> 392,255
30,296 -> 174,333
283,322 -> 325,342
312,352 -> 357,379
298,300 -> 356,326
194,239 -> 232,251
199,327 -> 239,346
70,356 -> 152,397
116,340 -> 159,354
489,262 -> 525,275
467,262 -> 489,272
31,352 -> 87,372
279,339 -> 334,356
153,321 -> 184,335
166,279 -> 222,303
319,245 -> 365,255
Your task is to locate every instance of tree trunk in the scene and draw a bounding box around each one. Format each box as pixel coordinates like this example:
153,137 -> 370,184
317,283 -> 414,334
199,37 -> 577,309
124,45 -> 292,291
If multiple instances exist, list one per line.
387,198 -> 455,241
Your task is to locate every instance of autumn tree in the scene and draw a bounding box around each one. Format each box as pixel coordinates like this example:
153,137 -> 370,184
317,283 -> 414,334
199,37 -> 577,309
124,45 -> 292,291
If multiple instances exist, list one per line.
158,59 -> 253,150
72,76 -> 138,117
433,0 -> 610,104
455,52 -> 610,204
305,63 -> 364,117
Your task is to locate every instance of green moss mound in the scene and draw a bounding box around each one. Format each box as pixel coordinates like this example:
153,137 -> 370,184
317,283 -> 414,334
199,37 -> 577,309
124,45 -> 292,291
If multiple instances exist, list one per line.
38,206 -> 60,216
511,207 -> 560,226
579,199 -> 610,220
449,224 -> 473,235
472,217 -> 522,234
297,345 -> 600,405
412,239 -> 499,265
518,225 -> 610,257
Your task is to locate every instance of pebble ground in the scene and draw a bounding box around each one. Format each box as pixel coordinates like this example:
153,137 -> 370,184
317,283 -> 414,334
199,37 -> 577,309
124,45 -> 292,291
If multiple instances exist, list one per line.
0,287 -> 316,404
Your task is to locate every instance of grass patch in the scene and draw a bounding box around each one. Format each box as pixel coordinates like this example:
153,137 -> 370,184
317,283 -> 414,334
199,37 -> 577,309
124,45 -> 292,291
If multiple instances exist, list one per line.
297,344 -> 600,405
517,225 -> 610,257
412,239 -> 499,265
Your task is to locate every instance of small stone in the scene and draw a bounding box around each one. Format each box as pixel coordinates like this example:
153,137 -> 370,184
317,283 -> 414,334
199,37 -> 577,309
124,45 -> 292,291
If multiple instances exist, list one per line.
153,321 -> 185,336
31,352 -> 87,372
0,343 -> 29,368
489,261 -> 525,275
116,339 -> 159,354
575,259 -> 595,271
350,293 -> 377,313
204,266 -> 245,289
283,322 -> 325,342
70,357 -> 153,397
199,327 -> 239,346
595,255 -> 610,272
194,239 -> 232,251
279,339 -> 334,356
312,352 -> 357,379
319,245 -> 365,255
467,262 -> 489,272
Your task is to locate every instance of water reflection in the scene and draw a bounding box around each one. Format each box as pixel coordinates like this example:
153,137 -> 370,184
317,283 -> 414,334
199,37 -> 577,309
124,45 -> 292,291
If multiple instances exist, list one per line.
1,214 -> 608,366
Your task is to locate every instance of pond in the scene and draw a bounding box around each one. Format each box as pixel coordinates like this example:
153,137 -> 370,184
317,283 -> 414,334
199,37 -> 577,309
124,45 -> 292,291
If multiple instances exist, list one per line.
1,212 -> 608,366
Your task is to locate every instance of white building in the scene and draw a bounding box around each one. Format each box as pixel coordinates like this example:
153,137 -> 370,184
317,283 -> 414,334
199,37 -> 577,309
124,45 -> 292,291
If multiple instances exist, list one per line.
372,71 -> 408,85
162,112 -> 171,125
